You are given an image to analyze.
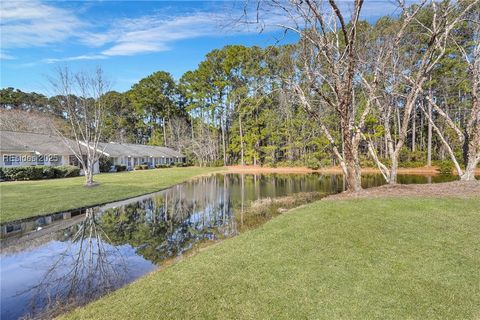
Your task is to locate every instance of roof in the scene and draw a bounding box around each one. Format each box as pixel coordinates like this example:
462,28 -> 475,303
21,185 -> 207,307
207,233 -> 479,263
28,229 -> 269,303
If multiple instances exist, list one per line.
0,131 -> 185,158
0,130 -> 78,155
98,142 -> 185,158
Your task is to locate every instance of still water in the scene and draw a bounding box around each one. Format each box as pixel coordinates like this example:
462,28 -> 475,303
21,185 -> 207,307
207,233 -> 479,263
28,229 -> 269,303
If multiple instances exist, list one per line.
0,173 -> 456,319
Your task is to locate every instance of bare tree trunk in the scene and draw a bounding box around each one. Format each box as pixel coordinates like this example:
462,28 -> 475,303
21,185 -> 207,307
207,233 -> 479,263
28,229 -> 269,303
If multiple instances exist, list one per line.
412,104 -> 416,152
427,88 -> 432,166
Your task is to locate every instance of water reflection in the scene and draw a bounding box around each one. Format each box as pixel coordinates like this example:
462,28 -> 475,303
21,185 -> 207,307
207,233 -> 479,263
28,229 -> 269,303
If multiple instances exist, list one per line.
0,173 -> 459,319
22,209 -> 128,318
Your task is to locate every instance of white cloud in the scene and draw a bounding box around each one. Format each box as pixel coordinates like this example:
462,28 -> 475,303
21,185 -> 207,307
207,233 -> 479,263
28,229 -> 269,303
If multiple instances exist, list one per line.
0,0 -> 84,48
94,13 -> 231,56
0,51 -> 15,60
43,55 -> 107,64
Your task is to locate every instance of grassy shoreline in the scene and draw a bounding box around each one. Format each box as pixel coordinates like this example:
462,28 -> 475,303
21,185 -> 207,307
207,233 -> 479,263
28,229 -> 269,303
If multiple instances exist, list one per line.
0,167 -> 222,223
63,196 -> 480,320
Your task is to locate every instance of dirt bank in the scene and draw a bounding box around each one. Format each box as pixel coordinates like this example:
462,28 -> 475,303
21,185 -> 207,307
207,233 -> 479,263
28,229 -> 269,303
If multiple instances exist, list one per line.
325,180 -> 480,200
226,165 -> 480,176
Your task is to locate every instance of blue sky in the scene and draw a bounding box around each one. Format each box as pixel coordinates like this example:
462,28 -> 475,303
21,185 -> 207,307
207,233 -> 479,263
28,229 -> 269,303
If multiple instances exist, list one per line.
1,1 -> 401,94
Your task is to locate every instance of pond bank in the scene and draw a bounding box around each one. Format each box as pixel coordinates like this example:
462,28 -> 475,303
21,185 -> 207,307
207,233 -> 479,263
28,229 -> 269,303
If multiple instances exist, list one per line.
0,167 -> 222,223
64,183 -> 480,319
226,165 -> 480,176
326,180 -> 480,199
62,184 -> 480,320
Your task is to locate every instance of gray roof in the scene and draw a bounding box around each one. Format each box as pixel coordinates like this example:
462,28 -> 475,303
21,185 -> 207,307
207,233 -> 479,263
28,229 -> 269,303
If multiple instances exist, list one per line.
0,131 -> 185,158
0,130 -> 78,155
97,142 -> 185,158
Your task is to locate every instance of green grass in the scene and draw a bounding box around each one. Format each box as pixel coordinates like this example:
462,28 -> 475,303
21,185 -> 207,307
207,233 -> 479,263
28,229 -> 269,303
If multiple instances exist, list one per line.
0,167 -> 221,223
64,196 -> 480,320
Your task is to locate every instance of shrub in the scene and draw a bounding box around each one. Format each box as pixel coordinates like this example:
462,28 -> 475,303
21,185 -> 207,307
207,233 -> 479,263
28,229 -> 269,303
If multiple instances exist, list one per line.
141,164 -> 149,170
401,161 -> 425,168
99,156 -> 114,173
306,159 -> 321,170
3,166 -> 44,180
115,164 -> 127,172
0,167 -> 4,180
42,166 -> 57,179
174,162 -> 188,167
1,165 -> 80,181
134,165 -> 142,170
319,158 -> 333,168
59,165 -> 81,177
155,164 -> 170,169
438,161 -> 454,175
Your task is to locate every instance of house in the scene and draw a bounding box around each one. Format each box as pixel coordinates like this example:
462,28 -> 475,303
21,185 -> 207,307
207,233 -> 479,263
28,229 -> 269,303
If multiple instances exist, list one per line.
0,131 -> 187,173
97,142 -> 186,170
0,130 -> 100,174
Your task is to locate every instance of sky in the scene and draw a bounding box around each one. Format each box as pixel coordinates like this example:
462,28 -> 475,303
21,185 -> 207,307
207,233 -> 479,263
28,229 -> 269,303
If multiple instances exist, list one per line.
0,1 -> 402,95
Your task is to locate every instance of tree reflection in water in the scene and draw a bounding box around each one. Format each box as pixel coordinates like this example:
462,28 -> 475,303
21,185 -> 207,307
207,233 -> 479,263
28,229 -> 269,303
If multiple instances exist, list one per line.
10,173 -> 458,319
24,208 -> 128,319
100,177 -> 237,264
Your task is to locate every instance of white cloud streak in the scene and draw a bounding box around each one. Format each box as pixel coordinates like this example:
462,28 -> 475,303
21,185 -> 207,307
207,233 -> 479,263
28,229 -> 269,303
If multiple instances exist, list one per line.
0,0 -> 84,48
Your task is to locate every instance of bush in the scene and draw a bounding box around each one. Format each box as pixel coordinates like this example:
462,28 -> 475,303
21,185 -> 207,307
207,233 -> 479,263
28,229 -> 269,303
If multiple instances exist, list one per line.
3,166 -> 44,180
59,165 -> 81,177
155,164 -> 170,169
115,164 -> 127,172
306,159 -> 321,170
99,156 -> 114,173
134,165 -> 142,170
141,164 -> 149,170
438,161 -> 454,175
174,162 -> 188,167
401,161 -> 425,168
0,167 -> 4,180
42,166 -> 57,179
1,165 -> 80,181
319,158 -> 333,168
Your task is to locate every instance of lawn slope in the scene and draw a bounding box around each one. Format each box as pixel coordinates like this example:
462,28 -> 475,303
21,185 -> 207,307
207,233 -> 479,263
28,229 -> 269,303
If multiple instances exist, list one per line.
0,167 -> 221,223
64,197 -> 480,320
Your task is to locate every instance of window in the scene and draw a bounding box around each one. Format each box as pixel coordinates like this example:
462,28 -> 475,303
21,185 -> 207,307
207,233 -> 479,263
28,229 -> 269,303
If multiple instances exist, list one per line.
3,155 -> 12,166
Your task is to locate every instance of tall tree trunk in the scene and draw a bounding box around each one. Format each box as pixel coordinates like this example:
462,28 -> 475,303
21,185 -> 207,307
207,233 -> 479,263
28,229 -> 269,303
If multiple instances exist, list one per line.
221,113 -> 227,166
460,131 -> 480,181
412,104 -> 416,152
239,114 -> 245,166
342,116 -> 362,192
162,118 -> 167,146
427,86 -> 433,166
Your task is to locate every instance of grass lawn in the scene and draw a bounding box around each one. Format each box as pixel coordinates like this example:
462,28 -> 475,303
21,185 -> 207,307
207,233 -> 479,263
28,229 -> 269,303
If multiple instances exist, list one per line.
64,196 -> 480,320
0,167 -> 221,223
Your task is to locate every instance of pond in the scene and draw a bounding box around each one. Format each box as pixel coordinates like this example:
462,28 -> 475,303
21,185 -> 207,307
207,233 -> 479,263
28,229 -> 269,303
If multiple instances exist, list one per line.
0,173 -> 457,319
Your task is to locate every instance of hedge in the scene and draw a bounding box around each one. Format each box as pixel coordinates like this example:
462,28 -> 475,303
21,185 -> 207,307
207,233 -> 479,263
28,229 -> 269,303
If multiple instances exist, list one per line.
115,164 -> 127,172
0,165 -> 80,181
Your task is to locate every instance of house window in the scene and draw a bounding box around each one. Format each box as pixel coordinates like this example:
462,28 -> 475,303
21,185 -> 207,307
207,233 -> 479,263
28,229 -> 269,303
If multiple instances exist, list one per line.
37,155 -> 44,165
4,155 -> 20,166
50,155 -> 62,166
4,155 -> 13,166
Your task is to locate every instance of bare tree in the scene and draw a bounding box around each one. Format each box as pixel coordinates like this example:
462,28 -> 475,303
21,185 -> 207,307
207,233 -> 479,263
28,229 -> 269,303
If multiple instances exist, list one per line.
421,8 -> 480,180
360,0 -> 477,183
24,208 -> 128,319
50,66 -> 109,186
248,0 -> 366,191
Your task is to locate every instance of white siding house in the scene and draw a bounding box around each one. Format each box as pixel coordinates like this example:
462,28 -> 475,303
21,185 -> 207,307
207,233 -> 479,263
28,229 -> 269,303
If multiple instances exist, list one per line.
97,142 -> 186,170
0,130 -> 100,174
0,131 -> 186,174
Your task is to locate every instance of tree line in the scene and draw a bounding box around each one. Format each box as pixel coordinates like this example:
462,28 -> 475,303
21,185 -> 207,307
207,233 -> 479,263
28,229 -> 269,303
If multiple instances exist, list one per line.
1,0 -> 478,190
